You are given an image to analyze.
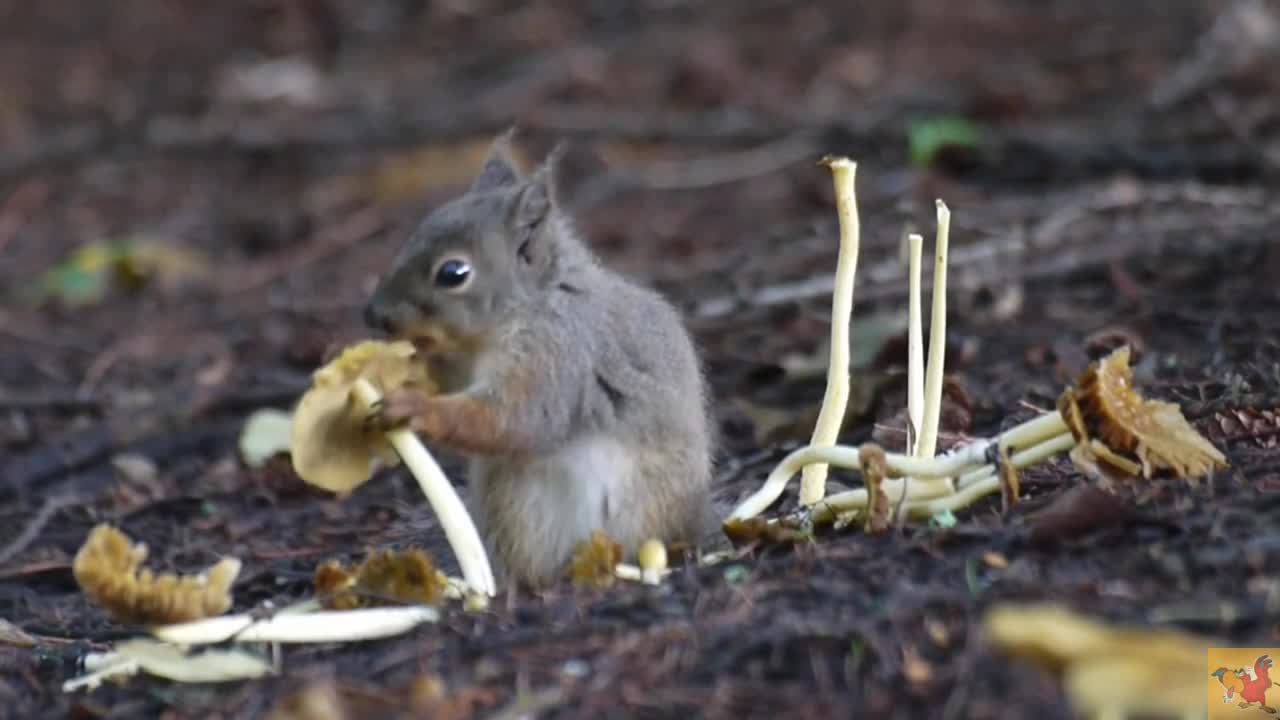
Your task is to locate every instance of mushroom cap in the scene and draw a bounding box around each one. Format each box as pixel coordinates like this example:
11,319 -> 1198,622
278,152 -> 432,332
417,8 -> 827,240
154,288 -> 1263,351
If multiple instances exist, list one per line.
637,538 -> 668,572
290,340 -> 437,494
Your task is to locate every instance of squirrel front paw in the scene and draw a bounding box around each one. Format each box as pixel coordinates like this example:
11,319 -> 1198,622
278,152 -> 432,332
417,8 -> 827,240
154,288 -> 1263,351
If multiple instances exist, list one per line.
365,388 -> 430,434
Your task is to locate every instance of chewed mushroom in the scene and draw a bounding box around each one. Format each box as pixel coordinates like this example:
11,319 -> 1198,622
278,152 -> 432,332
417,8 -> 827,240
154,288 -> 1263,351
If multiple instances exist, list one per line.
289,340 -> 436,493
289,339 -> 495,596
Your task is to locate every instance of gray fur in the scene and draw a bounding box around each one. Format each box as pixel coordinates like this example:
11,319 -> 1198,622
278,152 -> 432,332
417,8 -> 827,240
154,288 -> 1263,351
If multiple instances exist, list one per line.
365,135 -> 715,588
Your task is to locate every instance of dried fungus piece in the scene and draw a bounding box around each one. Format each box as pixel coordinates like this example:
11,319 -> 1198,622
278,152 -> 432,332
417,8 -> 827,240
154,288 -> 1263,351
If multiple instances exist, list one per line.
1061,346 -> 1227,478
314,548 -> 448,609
997,443 -> 1020,511
722,517 -> 810,547
860,443 -> 892,533
73,524 -> 240,625
313,561 -> 358,608
569,530 -> 623,589
290,340 -> 437,494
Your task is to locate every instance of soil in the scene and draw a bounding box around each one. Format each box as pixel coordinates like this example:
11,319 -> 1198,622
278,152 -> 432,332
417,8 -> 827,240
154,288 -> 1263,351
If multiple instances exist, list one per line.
2,1 -> 1280,718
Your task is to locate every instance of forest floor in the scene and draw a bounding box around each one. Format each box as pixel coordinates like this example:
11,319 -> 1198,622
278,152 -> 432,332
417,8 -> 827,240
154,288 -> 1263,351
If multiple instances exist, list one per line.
2,1 -> 1280,718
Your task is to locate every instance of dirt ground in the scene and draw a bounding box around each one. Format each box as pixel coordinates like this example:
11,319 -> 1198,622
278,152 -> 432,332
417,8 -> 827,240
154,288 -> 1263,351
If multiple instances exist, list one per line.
3,1 -> 1280,718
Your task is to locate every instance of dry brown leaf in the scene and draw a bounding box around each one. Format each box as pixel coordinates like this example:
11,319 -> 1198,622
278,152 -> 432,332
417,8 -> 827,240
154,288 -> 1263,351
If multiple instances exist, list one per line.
568,530 -> 623,589
290,340 -> 438,494
73,524 -> 240,625
313,548 -> 449,609
984,603 -> 1209,720
1065,346 -> 1227,478
1210,407 -> 1280,448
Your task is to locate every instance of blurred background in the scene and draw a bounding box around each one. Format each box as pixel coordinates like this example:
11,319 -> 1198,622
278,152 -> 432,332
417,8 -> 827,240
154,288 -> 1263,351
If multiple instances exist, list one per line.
2,1 -> 1280,717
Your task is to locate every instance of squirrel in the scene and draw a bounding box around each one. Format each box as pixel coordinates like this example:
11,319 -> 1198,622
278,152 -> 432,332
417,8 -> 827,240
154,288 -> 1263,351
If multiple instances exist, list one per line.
363,131 -> 719,589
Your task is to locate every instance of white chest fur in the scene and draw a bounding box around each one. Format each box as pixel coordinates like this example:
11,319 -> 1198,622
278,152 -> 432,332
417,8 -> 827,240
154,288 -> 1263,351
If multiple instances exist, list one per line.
469,433 -> 636,583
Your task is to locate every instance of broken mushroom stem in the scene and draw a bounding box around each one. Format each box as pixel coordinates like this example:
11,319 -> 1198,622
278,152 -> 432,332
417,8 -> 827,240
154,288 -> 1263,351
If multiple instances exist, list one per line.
350,379 -> 496,597
915,201 -> 951,465
726,408 -> 1072,522
814,431 -> 1077,522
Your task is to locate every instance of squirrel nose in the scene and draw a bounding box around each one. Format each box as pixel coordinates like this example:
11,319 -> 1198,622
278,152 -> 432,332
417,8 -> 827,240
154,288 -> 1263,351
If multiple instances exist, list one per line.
363,301 -> 396,334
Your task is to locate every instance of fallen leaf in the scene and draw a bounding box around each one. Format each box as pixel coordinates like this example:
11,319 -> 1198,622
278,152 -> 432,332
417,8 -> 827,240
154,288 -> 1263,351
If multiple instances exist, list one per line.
34,239 -> 210,308
907,115 -> 986,167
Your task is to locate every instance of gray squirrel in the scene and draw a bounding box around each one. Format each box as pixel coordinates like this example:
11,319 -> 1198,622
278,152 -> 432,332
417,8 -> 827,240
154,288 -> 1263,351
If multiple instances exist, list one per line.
363,131 -> 719,588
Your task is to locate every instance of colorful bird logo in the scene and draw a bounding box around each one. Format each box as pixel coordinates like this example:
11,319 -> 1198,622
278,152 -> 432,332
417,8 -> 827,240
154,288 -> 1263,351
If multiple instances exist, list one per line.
1212,654 -> 1278,714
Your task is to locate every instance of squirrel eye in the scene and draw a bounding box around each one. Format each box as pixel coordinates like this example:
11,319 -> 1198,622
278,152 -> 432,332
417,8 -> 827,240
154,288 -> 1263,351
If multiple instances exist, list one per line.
433,257 -> 472,290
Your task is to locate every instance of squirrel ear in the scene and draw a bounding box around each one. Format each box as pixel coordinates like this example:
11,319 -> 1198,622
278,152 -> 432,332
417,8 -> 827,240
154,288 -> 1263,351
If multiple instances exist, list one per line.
471,129 -> 521,193
511,144 -> 565,230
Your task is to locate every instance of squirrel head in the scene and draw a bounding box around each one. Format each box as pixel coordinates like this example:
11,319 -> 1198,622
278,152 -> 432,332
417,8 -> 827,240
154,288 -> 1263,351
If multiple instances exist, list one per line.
364,131 -> 573,353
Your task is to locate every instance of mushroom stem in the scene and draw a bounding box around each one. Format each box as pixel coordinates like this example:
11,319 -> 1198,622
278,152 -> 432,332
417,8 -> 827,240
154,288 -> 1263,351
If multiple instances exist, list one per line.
799,156 -> 861,507
811,431 -> 1076,522
151,606 -> 440,645
916,201 -> 951,463
727,408 -> 1074,522
907,232 -> 925,457
351,379 -> 496,596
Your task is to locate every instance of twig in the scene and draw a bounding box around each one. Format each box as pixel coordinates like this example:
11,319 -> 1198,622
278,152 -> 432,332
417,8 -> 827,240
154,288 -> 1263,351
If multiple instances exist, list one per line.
0,390 -> 101,413
217,209 -> 386,295
621,134 -> 818,190
0,494 -> 79,566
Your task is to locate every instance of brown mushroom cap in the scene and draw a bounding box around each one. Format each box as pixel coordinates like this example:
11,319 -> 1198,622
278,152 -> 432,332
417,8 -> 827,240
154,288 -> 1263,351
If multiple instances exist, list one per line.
290,340 -> 437,494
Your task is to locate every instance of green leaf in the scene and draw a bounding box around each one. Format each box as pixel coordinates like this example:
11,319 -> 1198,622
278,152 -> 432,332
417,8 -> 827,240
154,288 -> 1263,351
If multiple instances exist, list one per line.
928,509 -> 957,529
722,564 -> 749,585
908,116 -> 984,166
39,265 -> 107,306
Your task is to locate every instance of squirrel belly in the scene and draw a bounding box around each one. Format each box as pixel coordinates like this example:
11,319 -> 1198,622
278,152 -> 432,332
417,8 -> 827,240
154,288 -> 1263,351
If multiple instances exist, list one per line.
467,432 -> 711,588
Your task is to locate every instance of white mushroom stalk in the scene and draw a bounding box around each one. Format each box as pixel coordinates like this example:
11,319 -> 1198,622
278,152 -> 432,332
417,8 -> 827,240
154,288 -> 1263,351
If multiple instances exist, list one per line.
726,403 -> 1073,523
151,606 -> 440,646
906,232 -> 925,457
351,379 -> 496,597
916,201 -> 951,462
799,156 -> 861,507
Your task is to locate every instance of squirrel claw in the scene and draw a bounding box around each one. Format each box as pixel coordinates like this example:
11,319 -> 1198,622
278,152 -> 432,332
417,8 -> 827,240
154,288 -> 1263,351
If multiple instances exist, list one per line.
364,388 -> 427,434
